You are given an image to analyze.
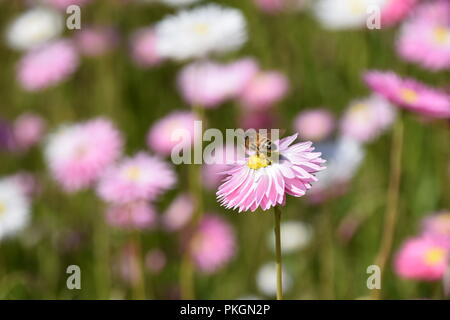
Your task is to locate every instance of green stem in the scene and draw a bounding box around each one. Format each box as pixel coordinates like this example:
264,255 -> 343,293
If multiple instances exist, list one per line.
94,214 -> 111,299
131,232 -> 146,300
274,206 -> 283,300
372,119 -> 404,300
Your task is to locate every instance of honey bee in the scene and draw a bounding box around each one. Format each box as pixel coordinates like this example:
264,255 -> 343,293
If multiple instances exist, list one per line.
244,129 -> 284,160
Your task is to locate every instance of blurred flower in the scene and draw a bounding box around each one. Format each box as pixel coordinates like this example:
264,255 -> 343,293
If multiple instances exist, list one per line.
159,0 -> 201,6
0,177 -> 31,241
6,7 -> 63,51
422,211 -> 450,249
313,0 -> 387,30
97,152 -> 176,204
309,137 -> 365,202
340,94 -> 396,143
293,109 -> 335,142
413,0 -> 450,26
145,249 -> 167,274
106,201 -> 156,229
267,220 -> 313,253
239,111 -> 280,131
43,0 -> 92,9
396,1 -> 450,71
177,61 -> 231,108
364,70 -> 450,119
45,118 -> 123,192
117,243 -> 140,285
154,4 -> 247,60
256,262 -> 292,296
9,172 -> 41,200
254,0 -> 285,14
162,193 -> 194,231
394,237 -> 449,281
75,26 -> 119,57
130,27 -> 163,67
13,113 -> 46,152
147,111 -> 198,156
217,134 -> 326,212
0,119 -> 15,151
188,214 -> 236,273
202,144 -> 238,190
17,39 -> 80,91
239,71 -> 289,111
381,0 -> 417,27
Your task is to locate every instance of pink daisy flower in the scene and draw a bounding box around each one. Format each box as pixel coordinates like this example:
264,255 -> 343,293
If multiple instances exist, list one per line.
188,214 -> 236,273
161,193 -> 194,231
75,26 -> 118,57
340,95 -> 396,143
381,0 -> 417,27
130,27 -> 163,68
397,16 -> 450,70
13,113 -> 46,152
45,118 -> 123,192
293,109 -> 335,142
106,201 -> 156,230
17,39 -> 79,91
422,211 -> 450,249
97,152 -> 176,204
239,71 -> 289,111
217,133 -> 326,212
147,111 -> 199,156
364,70 -> 450,119
394,237 -> 449,281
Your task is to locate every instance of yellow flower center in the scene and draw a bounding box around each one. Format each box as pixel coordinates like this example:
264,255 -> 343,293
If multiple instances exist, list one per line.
400,88 -> 418,104
349,0 -> 364,15
435,214 -> 450,234
125,166 -> 141,181
247,154 -> 270,170
433,27 -> 450,45
424,247 -> 446,266
193,23 -> 209,35
0,202 -> 5,217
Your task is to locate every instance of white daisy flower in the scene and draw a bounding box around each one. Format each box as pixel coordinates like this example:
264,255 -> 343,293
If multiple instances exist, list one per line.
0,178 -> 31,241
267,221 -> 313,254
6,7 -> 64,51
154,4 -> 247,61
313,0 -> 387,30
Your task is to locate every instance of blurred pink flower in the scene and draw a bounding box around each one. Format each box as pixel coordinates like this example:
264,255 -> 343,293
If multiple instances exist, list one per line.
177,61 -> 230,108
364,70 -> 450,119
97,152 -> 176,204
422,211 -> 450,249
189,214 -> 236,273
106,201 -> 156,229
13,113 -> 46,151
239,71 -> 289,110
293,109 -> 335,142
254,0 -> 285,14
381,0 -> 417,27
117,243 -> 140,286
130,27 -> 163,67
9,171 -> 41,199
414,0 -> 450,26
217,134 -> 325,212
145,249 -> 167,274
239,111 -> 279,131
75,26 -> 118,57
17,39 -> 79,91
202,145 -> 239,190
340,95 -> 396,143
397,17 -> 450,71
45,118 -> 123,192
394,237 -> 449,281
44,0 -> 91,9
222,58 -> 259,97
147,111 -> 198,156
162,193 -> 194,231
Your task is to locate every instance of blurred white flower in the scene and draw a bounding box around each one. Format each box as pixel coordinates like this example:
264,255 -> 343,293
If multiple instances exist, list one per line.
312,136 -> 365,194
0,178 -> 31,241
6,7 -> 63,51
256,262 -> 292,297
154,4 -> 247,60
313,0 -> 387,30
267,221 -> 313,254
